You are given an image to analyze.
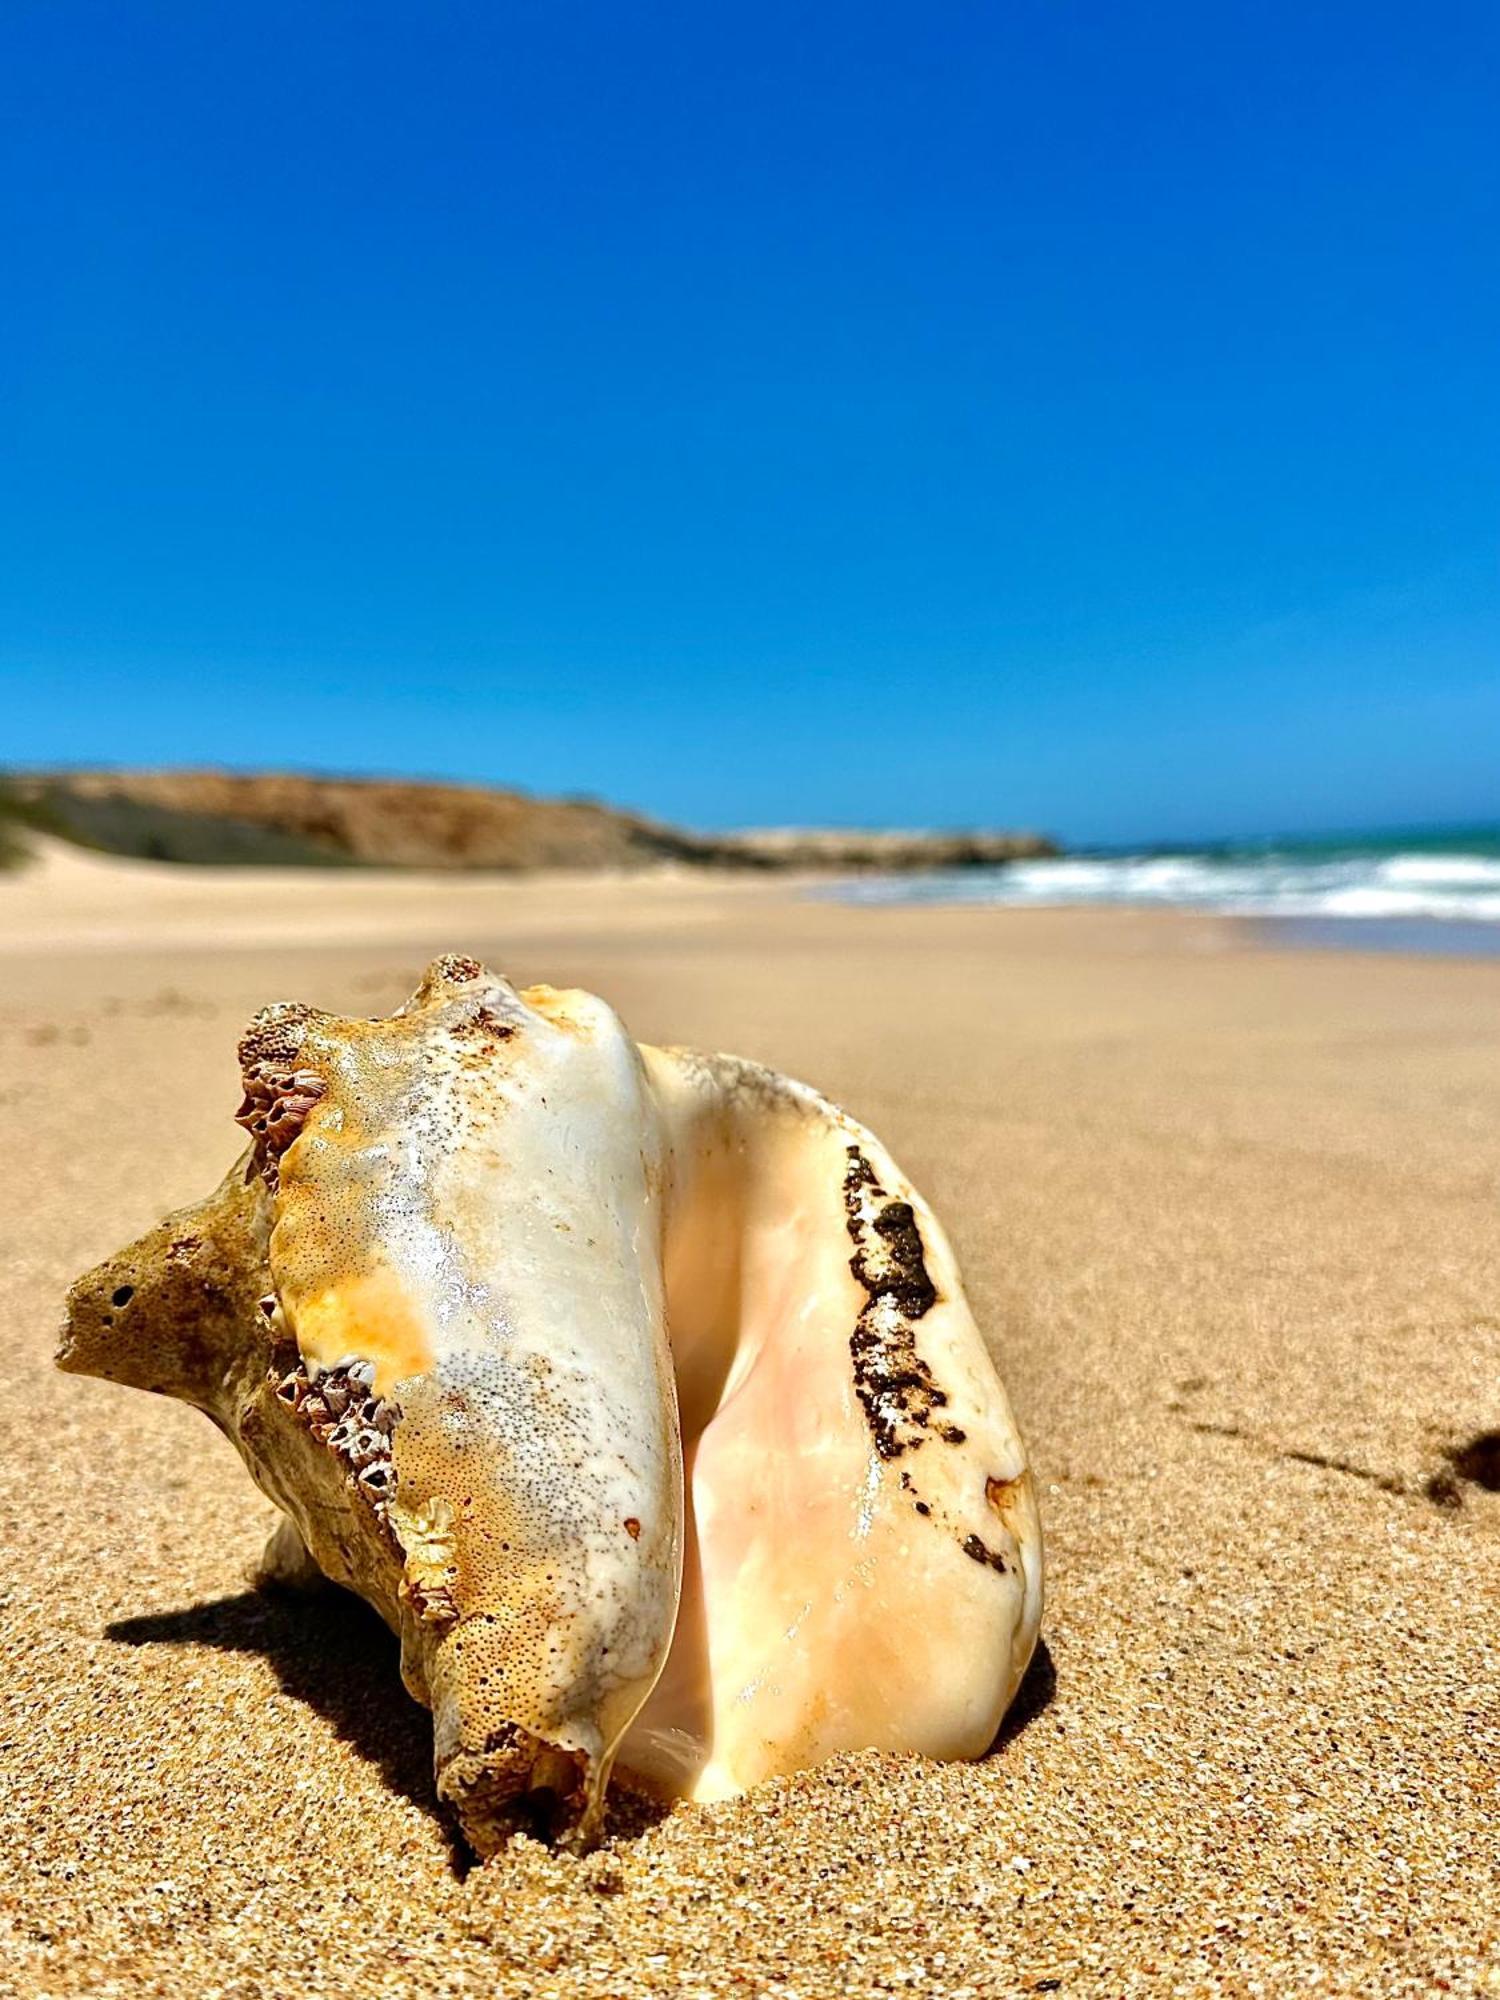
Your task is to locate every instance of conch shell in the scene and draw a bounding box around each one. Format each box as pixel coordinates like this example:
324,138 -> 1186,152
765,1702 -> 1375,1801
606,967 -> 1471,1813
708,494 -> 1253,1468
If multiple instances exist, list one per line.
60,956 -> 1042,1853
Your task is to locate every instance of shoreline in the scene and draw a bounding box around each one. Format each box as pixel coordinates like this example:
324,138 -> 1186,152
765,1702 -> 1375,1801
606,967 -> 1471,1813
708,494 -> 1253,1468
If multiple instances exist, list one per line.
1249,911 -> 1500,958
7,837 -> 1500,963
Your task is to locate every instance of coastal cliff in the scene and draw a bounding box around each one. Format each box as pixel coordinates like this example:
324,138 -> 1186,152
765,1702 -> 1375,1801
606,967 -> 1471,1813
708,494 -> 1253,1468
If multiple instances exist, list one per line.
2,770 -> 1057,874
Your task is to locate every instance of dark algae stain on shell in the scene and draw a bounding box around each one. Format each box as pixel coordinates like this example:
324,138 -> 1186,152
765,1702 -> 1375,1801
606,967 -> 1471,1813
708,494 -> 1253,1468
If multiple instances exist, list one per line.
843,1145 -> 950,1461
961,1532 -> 1009,1573
844,1144 -> 1010,1569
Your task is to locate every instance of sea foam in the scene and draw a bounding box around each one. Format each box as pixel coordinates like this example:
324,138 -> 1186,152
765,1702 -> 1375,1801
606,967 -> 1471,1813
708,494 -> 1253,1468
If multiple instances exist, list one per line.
837,837 -> 1500,928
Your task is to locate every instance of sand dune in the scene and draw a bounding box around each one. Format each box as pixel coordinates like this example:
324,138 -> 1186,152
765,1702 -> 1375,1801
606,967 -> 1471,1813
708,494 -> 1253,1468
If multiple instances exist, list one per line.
2,853 -> 1497,1995
1,835 -> 783,952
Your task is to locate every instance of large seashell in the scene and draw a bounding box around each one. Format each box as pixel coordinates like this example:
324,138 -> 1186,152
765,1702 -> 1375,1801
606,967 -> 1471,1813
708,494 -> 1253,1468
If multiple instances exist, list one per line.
59,956 -> 1042,1854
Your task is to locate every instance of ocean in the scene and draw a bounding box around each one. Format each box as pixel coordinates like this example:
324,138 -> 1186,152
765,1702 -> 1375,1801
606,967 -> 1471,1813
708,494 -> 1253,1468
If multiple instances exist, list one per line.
835,825 -> 1500,956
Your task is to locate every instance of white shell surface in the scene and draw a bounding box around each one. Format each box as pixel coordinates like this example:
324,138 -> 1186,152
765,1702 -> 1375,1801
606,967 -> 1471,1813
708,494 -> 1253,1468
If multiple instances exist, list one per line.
268,962 -> 683,1819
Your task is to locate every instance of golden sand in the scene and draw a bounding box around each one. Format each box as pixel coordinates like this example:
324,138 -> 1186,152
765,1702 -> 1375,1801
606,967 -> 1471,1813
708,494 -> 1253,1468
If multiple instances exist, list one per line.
2,854 -> 1497,1996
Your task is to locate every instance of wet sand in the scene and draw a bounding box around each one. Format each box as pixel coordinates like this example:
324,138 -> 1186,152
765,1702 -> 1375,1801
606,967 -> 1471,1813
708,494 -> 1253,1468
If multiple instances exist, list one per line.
2,847 -> 1497,1996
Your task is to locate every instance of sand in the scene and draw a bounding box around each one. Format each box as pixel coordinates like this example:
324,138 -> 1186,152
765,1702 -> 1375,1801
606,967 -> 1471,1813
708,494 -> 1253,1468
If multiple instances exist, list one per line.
2,846 -> 1497,1997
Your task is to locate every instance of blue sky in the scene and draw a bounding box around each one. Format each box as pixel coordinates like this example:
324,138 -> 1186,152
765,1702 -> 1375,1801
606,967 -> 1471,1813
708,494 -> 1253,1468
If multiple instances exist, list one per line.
3,2 -> 1496,842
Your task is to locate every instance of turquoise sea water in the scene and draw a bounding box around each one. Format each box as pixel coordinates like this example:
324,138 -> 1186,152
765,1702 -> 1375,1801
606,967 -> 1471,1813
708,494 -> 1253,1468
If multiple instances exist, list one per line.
834,826 -> 1500,956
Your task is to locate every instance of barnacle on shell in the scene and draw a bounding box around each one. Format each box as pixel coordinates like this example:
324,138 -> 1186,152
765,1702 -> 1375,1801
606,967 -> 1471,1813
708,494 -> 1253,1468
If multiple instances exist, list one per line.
59,957 -> 1042,1856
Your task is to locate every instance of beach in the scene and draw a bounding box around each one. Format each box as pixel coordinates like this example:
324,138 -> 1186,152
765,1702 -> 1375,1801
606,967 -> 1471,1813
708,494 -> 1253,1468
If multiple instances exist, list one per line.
3,847 -> 1497,1997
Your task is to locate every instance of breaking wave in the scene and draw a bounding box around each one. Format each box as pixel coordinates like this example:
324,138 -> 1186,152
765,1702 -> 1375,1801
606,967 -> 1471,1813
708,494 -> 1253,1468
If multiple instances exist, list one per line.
839,835 -> 1500,924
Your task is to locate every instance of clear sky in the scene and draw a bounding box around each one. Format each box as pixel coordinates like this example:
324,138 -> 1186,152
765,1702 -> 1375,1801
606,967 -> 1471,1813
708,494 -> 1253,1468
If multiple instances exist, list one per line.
3,2 -> 1496,843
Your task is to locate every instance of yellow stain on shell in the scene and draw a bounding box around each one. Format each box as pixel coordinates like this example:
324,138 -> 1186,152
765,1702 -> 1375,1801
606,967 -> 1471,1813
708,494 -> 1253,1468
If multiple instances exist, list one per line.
519,984 -> 594,1037
288,1266 -> 435,1396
